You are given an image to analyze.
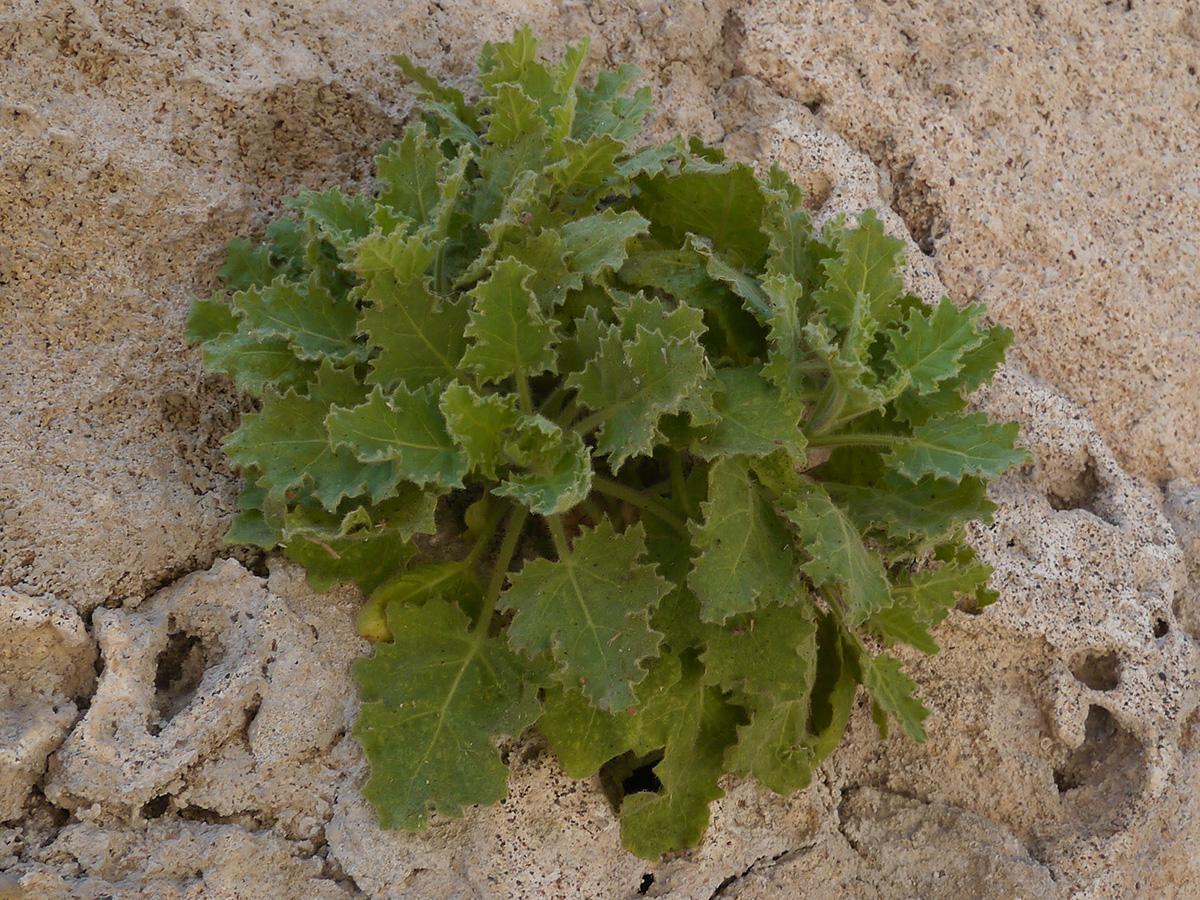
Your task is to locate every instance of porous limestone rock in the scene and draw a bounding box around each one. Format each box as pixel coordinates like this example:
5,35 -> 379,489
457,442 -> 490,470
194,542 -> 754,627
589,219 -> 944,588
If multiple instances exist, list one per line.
5,0 -> 1200,896
0,590 -> 95,822
736,0 -> 1200,484
6,819 -> 353,900
45,558 -> 364,848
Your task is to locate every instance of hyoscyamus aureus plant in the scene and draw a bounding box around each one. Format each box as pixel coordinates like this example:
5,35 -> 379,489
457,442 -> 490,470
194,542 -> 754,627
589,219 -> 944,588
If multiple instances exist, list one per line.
187,27 -> 1029,860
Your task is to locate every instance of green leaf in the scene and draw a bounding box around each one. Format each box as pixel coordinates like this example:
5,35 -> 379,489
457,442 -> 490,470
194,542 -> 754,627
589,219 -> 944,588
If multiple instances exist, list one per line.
479,25 -> 554,109
540,653 -> 684,778
728,607 -> 859,793
186,294 -> 238,344
282,489 -> 436,594
892,324 -> 1014,426
618,244 -> 730,310
691,366 -> 807,460
617,656 -> 742,859
502,520 -> 669,710
567,301 -> 709,470
802,316 -> 888,422
559,209 -> 650,280
634,160 -> 768,267
494,429 -> 593,516
573,64 -> 652,143
288,189 -> 375,251
439,382 -> 522,479
821,451 -> 994,540
785,485 -> 892,625
760,273 -> 812,395
393,53 -> 482,135
811,209 -> 905,328
356,233 -> 470,390
231,277 -> 361,362
860,650 -> 929,742
546,134 -> 624,201
224,364 -> 397,511
219,238 -> 277,291
885,413 -> 1029,482
888,298 -> 987,395
687,457 -> 797,623
506,229 -> 586,312
353,600 -> 542,828
726,695 -> 815,794
200,328 -> 318,395
484,83 -> 545,148
466,127 -> 551,261
762,189 -> 829,289
688,235 -> 769,320
326,384 -> 468,488
224,467 -> 278,549
871,543 -> 994,653
360,560 -> 485,640
701,600 -> 816,698
375,123 -> 459,233
455,169 -> 546,287
461,256 -> 560,382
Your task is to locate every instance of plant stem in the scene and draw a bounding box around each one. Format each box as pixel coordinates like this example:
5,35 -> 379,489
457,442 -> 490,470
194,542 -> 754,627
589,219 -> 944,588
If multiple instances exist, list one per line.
805,432 -> 904,449
572,408 -> 606,436
555,397 -> 580,429
546,514 -> 572,559
808,377 -> 846,436
581,498 -> 608,525
538,384 -> 569,419
669,450 -> 697,519
464,499 -> 507,566
592,476 -> 689,535
475,505 -> 529,633
516,371 -> 535,415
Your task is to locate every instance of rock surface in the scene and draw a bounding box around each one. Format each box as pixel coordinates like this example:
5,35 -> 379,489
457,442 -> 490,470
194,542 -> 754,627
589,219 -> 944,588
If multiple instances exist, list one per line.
3,0 -> 1199,897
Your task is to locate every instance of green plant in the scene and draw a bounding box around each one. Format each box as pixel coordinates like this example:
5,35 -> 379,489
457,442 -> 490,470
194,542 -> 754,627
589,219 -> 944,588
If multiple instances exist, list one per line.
187,27 -> 1028,859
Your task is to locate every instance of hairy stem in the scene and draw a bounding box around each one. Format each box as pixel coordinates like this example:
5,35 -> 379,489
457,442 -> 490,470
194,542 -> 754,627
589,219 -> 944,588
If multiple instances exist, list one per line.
592,476 -> 689,535
464,499 -> 507,566
516,371 -> 535,415
546,514 -> 572,559
669,450 -> 696,519
805,432 -> 904,449
571,408 -> 606,436
476,505 -> 529,632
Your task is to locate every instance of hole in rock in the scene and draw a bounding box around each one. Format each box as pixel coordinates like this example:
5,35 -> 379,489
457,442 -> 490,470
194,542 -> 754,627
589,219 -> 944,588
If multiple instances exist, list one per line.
1069,649 -> 1121,691
638,873 -> 655,895
1052,705 -> 1146,837
141,795 -> 171,819
598,750 -> 665,811
1045,454 -> 1110,522
150,629 -> 210,734
1154,618 -> 1170,638
890,164 -> 944,256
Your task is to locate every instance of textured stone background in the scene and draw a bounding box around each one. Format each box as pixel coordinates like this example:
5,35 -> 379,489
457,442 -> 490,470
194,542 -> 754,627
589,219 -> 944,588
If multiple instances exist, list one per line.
3,1 -> 1199,897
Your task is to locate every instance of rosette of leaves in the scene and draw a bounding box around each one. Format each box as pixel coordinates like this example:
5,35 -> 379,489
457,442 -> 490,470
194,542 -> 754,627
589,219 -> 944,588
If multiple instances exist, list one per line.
188,27 -> 1029,859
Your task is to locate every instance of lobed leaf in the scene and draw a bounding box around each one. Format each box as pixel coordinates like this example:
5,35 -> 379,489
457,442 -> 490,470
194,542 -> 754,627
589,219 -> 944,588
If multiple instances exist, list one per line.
785,484 -> 892,625
354,600 -> 542,829
461,256 -> 560,383
687,457 -> 798,622
885,413 -> 1029,482
690,366 -> 808,460
501,520 -> 668,709
223,363 -> 398,511
568,295 -> 710,469
326,384 -> 467,488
